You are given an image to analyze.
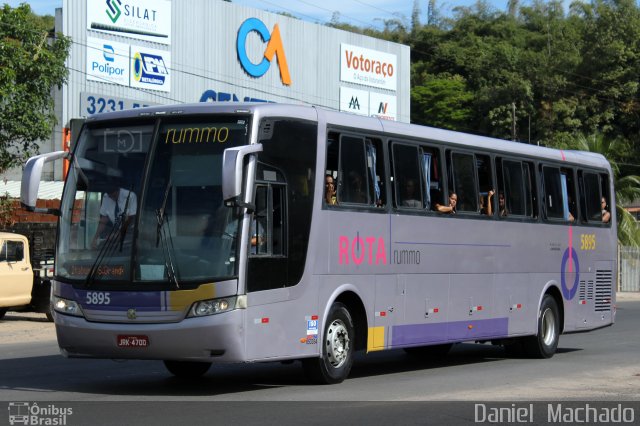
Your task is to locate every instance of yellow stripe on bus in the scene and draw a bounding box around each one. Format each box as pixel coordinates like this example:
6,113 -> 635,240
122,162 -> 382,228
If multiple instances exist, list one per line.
168,283 -> 216,311
367,326 -> 385,352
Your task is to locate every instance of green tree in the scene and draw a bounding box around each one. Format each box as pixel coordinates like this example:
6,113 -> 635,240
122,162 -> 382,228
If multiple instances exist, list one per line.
411,74 -> 473,129
0,4 -> 70,174
571,0 -> 640,139
568,132 -> 640,247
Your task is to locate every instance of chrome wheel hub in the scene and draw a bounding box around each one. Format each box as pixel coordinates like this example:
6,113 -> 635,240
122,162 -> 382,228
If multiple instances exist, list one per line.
325,319 -> 350,368
541,307 -> 556,346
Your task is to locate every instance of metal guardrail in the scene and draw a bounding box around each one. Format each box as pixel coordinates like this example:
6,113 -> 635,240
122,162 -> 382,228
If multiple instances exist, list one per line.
619,245 -> 640,292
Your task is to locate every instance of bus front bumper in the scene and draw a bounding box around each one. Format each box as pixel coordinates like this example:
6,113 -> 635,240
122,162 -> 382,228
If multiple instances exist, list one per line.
54,309 -> 246,363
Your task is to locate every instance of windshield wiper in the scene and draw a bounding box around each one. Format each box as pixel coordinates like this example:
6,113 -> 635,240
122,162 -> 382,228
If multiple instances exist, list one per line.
85,213 -> 122,286
85,188 -> 134,286
156,179 -> 180,288
156,178 -> 171,247
118,188 -> 134,251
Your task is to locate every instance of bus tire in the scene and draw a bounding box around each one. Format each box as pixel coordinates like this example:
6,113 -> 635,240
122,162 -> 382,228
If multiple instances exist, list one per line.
0,308 -> 7,320
523,294 -> 560,359
404,343 -> 453,359
163,360 -> 211,378
302,303 -> 354,384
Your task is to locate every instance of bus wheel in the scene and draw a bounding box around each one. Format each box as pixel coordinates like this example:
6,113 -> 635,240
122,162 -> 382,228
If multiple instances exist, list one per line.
523,295 -> 560,359
0,308 -> 7,320
302,302 -> 354,384
163,360 -> 211,378
404,343 -> 453,359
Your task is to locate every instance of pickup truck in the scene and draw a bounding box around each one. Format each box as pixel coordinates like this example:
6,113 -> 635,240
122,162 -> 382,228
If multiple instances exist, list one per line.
0,231 -> 54,321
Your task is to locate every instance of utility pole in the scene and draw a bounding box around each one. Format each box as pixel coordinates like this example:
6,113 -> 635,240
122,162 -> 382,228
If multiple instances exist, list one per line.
511,102 -> 516,141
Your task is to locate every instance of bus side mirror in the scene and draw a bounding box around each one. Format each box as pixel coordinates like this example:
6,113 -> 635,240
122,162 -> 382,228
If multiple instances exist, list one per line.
21,151 -> 69,215
222,144 -> 263,209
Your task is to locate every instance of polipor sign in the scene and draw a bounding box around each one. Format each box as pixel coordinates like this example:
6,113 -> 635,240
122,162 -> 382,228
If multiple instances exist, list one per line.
340,44 -> 397,91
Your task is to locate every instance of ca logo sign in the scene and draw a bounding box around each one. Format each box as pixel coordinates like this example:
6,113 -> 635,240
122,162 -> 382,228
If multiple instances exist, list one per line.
237,18 -> 291,86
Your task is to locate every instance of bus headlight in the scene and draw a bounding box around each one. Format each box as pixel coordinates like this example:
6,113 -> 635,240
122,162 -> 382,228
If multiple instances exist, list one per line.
188,296 -> 237,317
52,296 -> 84,317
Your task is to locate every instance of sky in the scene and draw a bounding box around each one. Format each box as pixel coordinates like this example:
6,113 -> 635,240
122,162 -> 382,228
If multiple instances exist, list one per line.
4,0 -> 524,30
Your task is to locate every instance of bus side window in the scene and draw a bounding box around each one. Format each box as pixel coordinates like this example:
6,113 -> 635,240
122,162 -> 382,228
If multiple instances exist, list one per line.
563,169 -> 577,222
580,171 -> 602,223
497,158 -> 537,219
252,186 -> 268,256
251,173 -> 287,257
523,162 -> 537,218
392,143 -> 424,209
581,170 -> 611,224
476,153 -> 494,215
366,138 -> 385,207
542,166 -> 563,219
448,151 -> 478,213
600,173 -> 611,224
329,132 -> 382,207
542,166 -> 576,222
424,146 -> 443,210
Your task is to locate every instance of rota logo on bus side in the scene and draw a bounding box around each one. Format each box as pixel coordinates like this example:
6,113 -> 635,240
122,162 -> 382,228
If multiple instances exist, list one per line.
338,234 -> 387,265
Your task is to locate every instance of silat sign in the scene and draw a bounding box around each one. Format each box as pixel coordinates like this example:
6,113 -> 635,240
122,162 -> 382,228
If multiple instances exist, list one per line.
87,0 -> 172,45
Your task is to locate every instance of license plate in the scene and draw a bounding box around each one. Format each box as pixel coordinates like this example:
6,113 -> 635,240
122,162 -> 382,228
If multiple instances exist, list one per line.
117,335 -> 149,348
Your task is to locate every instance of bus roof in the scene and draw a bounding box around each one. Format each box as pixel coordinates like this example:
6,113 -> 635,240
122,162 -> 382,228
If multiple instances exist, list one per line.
85,102 -> 611,171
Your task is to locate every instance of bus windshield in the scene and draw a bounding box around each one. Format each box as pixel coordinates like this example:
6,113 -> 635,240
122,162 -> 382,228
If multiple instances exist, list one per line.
57,116 -> 250,286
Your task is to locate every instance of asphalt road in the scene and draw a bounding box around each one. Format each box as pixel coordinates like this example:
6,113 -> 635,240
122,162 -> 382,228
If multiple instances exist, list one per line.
1,299 -> 639,425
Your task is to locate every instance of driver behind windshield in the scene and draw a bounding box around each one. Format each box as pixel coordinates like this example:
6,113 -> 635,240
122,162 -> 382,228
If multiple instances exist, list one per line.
91,180 -> 137,249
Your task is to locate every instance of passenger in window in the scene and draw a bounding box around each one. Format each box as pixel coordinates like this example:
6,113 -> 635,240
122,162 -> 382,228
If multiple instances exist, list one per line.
436,192 -> 457,214
567,195 -> 576,222
480,190 -> 494,215
348,171 -> 367,203
325,174 -> 337,205
602,197 -> 611,223
498,191 -> 508,217
402,178 -> 421,208
250,211 -> 267,255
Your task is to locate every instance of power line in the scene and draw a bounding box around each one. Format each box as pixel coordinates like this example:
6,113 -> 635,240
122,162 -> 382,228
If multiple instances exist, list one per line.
351,0 -> 411,21
4,6 -> 637,124
252,0 -> 326,25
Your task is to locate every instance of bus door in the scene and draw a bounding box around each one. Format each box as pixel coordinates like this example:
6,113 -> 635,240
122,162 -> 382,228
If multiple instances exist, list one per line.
245,166 -> 290,359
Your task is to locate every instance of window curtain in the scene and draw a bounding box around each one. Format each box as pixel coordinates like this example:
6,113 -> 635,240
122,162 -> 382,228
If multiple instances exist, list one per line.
560,173 -> 569,220
422,153 -> 432,209
366,141 -> 380,203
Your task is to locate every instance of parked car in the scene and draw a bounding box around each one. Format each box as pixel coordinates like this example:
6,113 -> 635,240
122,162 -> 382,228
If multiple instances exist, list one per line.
0,231 -> 54,321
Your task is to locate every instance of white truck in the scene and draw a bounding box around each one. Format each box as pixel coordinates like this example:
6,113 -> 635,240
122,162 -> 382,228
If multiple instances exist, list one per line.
0,231 -> 54,321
